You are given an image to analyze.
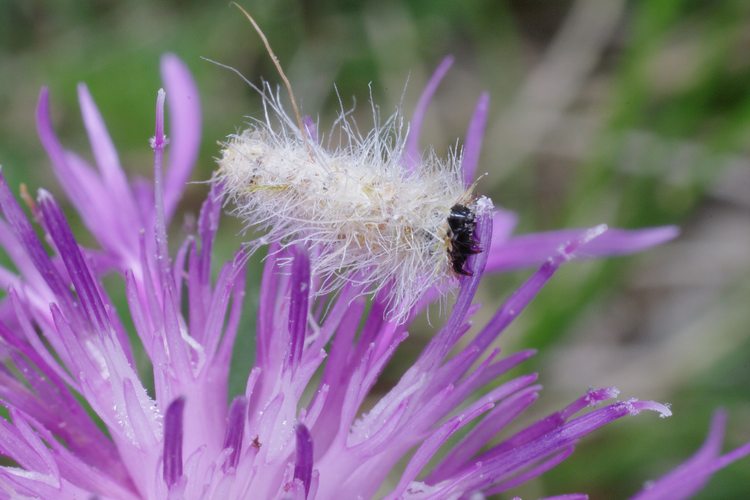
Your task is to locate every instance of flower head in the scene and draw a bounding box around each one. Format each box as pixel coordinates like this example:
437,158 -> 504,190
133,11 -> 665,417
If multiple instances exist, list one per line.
0,54 -> 743,499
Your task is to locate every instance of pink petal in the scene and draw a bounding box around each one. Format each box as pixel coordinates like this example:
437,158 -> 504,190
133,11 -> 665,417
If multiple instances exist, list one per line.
486,225 -> 679,272
160,54 -> 202,221
403,56 -> 454,171
462,92 -> 490,186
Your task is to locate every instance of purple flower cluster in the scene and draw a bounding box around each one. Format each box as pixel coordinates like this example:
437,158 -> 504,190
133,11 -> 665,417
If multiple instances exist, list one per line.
0,54 -> 746,499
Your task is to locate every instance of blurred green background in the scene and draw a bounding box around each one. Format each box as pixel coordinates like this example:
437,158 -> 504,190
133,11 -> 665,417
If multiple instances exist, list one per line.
1,0 -> 749,498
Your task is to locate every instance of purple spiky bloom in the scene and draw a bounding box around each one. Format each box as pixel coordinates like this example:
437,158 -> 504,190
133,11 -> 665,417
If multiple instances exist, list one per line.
0,53 -> 741,499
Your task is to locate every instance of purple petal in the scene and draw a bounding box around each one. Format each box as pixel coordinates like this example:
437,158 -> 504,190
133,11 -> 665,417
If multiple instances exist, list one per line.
150,87 -> 176,301
77,84 -> 124,188
36,89 -> 89,213
222,396 -> 247,471
294,423 -> 314,499
163,396 -> 185,488
0,173 -> 72,310
543,495 -> 589,500
77,84 -> 139,229
486,225 -> 680,272
631,410 -> 750,500
161,54 -> 201,221
288,248 -> 310,369
37,190 -> 109,332
462,92 -> 490,186
36,91 -> 129,256
214,253 -> 248,366
403,56 -> 454,171
491,208 -> 519,244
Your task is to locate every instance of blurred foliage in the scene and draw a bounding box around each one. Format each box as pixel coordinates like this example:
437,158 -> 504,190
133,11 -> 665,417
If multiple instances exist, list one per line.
1,0 -> 749,497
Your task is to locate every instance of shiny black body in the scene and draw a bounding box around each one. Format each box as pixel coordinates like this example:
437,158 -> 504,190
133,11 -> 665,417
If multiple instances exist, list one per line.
447,203 -> 481,276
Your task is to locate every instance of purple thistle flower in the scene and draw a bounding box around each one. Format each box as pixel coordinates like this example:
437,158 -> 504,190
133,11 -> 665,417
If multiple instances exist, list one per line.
0,53 -> 743,499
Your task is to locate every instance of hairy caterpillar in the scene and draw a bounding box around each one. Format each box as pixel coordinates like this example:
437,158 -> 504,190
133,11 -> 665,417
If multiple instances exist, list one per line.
215,6 -> 492,321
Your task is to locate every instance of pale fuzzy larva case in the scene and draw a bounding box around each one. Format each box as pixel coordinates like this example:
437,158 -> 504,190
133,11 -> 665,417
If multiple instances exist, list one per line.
216,89 -> 491,321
